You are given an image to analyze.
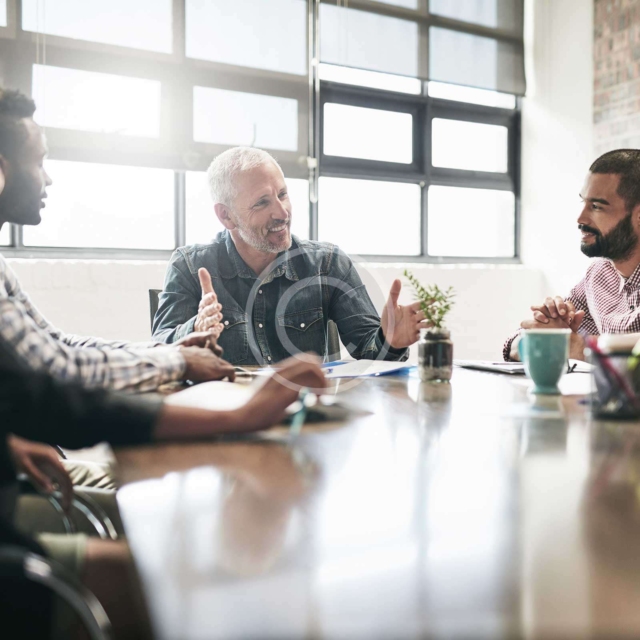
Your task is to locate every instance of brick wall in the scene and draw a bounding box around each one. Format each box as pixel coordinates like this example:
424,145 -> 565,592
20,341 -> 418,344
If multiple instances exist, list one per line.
594,0 -> 640,154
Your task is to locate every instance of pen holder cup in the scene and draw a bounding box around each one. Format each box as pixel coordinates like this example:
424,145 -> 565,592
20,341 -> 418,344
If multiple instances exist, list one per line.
589,349 -> 640,419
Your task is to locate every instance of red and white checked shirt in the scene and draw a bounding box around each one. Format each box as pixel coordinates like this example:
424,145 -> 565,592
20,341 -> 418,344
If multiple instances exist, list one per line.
503,258 -> 640,361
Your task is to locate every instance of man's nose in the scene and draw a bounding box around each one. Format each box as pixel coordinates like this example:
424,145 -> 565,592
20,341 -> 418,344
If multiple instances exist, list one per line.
44,170 -> 53,187
577,204 -> 591,226
272,199 -> 290,219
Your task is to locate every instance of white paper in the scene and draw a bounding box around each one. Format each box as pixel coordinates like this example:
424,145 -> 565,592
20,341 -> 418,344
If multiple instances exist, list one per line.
164,381 -> 255,411
323,360 -> 414,379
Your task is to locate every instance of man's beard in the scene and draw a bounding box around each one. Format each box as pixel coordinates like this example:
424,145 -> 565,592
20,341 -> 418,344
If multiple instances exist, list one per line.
580,212 -> 638,261
234,217 -> 292,254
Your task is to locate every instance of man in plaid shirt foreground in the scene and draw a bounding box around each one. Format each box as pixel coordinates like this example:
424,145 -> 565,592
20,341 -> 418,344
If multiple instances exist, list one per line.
0,89 -> 236,393
505,149 -> 640,362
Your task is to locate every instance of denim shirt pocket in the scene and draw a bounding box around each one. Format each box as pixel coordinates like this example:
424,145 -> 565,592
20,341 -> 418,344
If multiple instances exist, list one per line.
218,308 -> 249,364
277,307 -> 325,356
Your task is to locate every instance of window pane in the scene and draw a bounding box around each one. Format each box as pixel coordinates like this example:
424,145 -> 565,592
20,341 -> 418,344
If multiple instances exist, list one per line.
0,224 -> 9,246
374,0 -> 418,7
33,65 -> 161,137
428,81 -> 516,109
324,104 -> 413,164
430,0 -> 522,31
186,0 -> 306,75
319,178 -> 420,255
428,186 -> 514,257
319,64 -> 422,95
22,0 -> 172,53
320,4 -> 418,77
193,87 -> 298,151
24,161 -> 174,249
432,118 -> 508,172
186,173 -> 309,246
0,0 -> 6,28
429,27 -> 525,95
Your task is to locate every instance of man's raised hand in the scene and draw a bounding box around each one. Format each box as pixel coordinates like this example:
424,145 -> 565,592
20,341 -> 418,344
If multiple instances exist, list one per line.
380,279 -> 431,349
194,268 -> 224,335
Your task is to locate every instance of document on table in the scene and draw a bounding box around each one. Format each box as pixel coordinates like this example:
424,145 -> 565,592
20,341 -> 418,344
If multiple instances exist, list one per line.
322,360 -> 415,379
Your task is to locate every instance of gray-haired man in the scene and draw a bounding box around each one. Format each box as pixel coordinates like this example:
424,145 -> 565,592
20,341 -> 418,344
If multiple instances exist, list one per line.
153,147 -> 428,365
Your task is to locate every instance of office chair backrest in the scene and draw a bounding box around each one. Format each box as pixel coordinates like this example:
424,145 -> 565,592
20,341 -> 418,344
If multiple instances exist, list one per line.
149,289 -> 161,333
149,288 -> 342,360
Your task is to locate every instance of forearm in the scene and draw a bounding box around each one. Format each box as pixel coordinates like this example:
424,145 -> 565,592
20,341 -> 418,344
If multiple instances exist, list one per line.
153,405 -> 247,440
152,317 -> 197,344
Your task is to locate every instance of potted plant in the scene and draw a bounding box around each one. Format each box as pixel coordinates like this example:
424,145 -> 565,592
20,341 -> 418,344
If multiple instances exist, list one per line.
404,270 -> 456,382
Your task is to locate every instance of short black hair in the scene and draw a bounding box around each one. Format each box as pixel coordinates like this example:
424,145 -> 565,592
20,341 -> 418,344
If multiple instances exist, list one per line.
590,149 -> 640,213
0,88 -> 36,161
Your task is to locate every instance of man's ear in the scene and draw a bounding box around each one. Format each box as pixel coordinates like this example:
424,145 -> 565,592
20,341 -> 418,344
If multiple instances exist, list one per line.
214,203 -> 236,230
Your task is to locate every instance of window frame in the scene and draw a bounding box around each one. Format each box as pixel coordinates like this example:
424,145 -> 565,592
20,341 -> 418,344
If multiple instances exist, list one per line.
0,0 -> 521,264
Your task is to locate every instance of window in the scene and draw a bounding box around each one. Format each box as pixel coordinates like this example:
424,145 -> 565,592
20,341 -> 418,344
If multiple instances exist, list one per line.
431,119 -> 508,172
186,0 -> 306,75
186,172 -> 309,246
428,82 -> 516,109
193,87 -> 299,151
320,4 -> 419,77
324,104 -> 413,164
33,65 -> 161,137
22,0 -> 173,53
23,161 -> 175,250
2,0 -> 522,262
319,64 -> 422,95
427,186 -> 515,258
318,178 -> 421,256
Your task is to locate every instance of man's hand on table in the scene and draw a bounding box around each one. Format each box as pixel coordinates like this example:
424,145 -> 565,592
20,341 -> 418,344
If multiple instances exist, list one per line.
174,331 -> 223,356
510,297 -> 586,361
236,356 -> 327,432
194,268 -> 224,335
8,435 -> 73,512
180,346 -> 236,382
381,279 -> 431,349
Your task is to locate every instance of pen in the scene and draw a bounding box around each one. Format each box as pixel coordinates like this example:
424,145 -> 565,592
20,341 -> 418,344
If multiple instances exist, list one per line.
289,387 -> 309,438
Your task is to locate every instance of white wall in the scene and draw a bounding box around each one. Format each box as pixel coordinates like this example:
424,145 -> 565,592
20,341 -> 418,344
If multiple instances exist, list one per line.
4,0 -> 595,364
520,0 -> 594,295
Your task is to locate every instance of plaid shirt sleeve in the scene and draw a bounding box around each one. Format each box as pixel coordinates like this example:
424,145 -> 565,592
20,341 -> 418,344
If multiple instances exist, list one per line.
502,275 -> 596,361
0,256 -> 185,392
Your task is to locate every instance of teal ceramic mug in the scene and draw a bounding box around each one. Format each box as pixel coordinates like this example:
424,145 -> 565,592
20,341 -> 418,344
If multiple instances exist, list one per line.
518,329 -> 570,394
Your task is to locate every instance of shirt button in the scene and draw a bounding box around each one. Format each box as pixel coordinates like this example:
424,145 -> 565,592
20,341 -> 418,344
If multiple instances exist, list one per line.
258,289 -> 263,294
224,320 -> 229,326
300,323 -> 305,328
632,305 -> 636,311
267,356 -> 272,362
258,323 -> 263,328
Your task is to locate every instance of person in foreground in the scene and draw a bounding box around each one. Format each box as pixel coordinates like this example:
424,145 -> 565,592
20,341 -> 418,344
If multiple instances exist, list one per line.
0,332 -> 326,639
152,146 -> 429,365
505,149 -> 640,362
0,87 -> 234,393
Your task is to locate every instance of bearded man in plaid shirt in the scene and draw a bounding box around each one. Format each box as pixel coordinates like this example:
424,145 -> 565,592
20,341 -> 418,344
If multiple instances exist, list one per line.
505,149 -> 640,362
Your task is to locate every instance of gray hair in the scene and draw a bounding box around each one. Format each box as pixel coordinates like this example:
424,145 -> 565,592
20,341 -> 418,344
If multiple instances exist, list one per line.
206,147 -> 281,207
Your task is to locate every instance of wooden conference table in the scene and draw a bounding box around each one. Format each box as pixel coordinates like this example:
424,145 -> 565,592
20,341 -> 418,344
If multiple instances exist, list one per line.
115,368 -> 640,639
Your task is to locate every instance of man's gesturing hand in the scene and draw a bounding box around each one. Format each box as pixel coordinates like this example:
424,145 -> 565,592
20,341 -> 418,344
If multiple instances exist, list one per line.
194,268 -> 224,335
175,331 -> 223,356
380,279 -> 431,349
8,435 -> 74,512
181,346 -> 236,382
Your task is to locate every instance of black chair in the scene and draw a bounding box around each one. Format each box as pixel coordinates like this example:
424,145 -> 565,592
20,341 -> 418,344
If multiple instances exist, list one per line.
0,545 -> 113,640
149,288 -> 341,361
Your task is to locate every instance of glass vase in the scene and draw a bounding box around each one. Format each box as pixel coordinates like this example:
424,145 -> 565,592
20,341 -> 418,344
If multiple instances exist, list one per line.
418,328 -> 453,383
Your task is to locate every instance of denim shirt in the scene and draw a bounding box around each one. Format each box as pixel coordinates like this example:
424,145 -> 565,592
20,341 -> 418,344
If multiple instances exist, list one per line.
152,231 -> 408,365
